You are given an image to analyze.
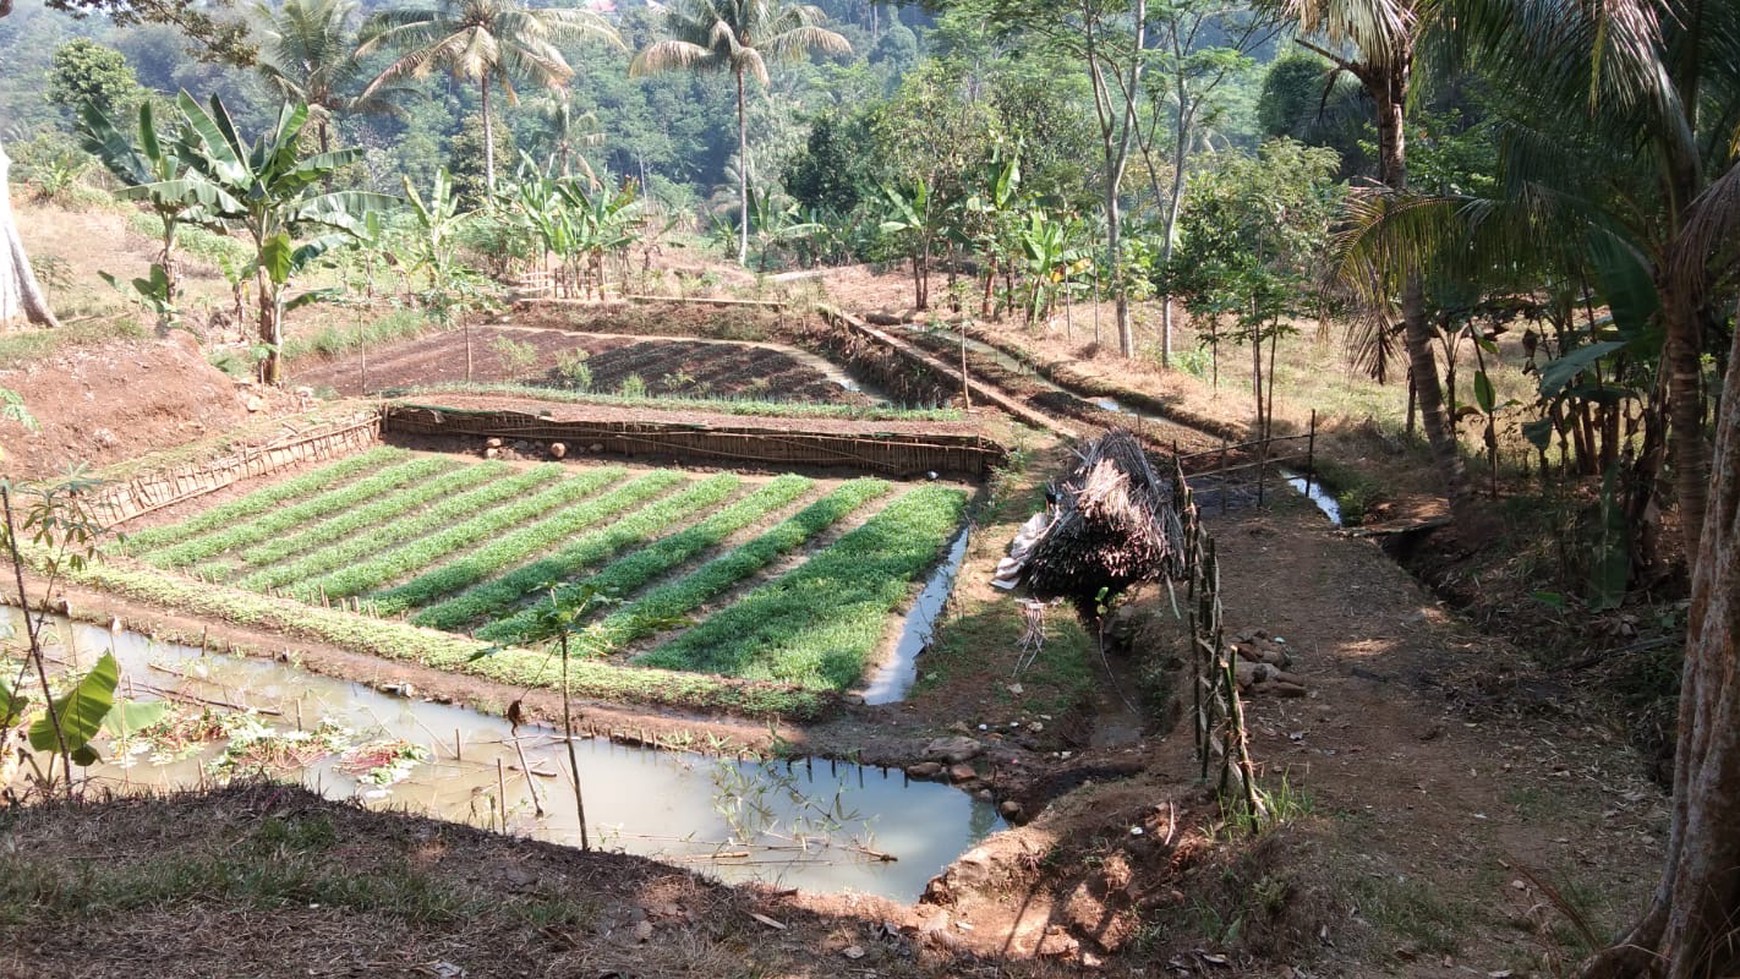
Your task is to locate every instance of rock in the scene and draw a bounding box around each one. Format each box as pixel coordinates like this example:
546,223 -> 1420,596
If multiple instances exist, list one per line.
483,448 -> 499,459
947,763 -> 977,783
512,441 -> 530,452
948,721 -> 971,734
589,443 -> 604,453
974,789 -> 993,802
485,437 -> 503,449
1000,800 -> 1023,819
924,736 -> 983,763
905,762 -> 943,780
549,442 -> 567,459
842,945 -> 865,960
633,920 -> 653,942
245,395 -> 265,412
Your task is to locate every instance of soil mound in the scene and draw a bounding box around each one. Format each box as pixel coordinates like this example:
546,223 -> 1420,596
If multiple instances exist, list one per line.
0,330 -> 253,482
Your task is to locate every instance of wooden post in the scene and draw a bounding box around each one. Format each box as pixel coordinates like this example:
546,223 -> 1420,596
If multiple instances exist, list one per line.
1305,409 -> 1317,497
1218,439 -> 1229,515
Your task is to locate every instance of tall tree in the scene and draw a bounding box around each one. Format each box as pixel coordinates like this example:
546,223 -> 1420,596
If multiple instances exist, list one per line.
1265,0 -> 1478,532
253,0 -> 409,154
630,0 -> 850,265
357,0 -> 622,192
942,0 -> 1151,358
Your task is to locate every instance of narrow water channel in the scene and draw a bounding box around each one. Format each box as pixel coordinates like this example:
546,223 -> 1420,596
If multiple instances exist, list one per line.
3,610 -> 1002,901
861,527 -> 971,705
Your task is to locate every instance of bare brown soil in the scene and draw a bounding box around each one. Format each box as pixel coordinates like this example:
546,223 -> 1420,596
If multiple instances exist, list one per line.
290,324 -> 870,405
0,330 -> 280,483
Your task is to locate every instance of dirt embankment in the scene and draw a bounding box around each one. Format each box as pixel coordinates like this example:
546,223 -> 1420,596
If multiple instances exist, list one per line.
0,331 -> 266,483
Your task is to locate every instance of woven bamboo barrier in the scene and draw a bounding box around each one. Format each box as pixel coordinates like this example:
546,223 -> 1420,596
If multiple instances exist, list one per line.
89,413 -> 382,528
382,404 -> 1004,478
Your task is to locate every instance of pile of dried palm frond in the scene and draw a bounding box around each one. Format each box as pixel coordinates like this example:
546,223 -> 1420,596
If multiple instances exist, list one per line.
1023,430 -> 1185,620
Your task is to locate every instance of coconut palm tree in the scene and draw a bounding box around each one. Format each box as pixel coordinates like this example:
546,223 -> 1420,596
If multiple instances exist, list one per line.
1261,0 -> 1477,533
356,0 -> 621,192
255,0 -> 411,154
630,0 -> 850,265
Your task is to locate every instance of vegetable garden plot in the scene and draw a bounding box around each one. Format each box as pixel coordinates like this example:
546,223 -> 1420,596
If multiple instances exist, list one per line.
116,450 -> 971,698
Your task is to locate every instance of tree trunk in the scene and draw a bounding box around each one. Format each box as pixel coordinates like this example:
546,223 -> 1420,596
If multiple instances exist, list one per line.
257,267 -> 281,385
1372,65 -> 1473,531
1159,86 -> 1194,370
0,138 -> 61,328
735,66 -> 750,266
481,80 -> 495,196
1660,274 -> 1711,562
1579,322 -> 1740,979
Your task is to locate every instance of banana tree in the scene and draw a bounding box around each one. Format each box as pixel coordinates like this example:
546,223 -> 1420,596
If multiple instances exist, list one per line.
961,144 -> 1024,318
554,178 -> 644,299
80,101 -> 209,318
163,92 -> 393,384
879,176 -> 945,310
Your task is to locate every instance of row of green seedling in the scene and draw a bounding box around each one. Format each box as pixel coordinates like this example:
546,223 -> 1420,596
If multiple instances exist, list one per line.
234,464 -> 568,592
411,472 -> 744,632
639,484 -> 967,690
54,553 -> 828,719
476,473 -> 816,645
506,478 -> 891,650
235,461 -> 522,567
145,456 -> 461,568
297,466 -> 639,603
122,446 -> 408,553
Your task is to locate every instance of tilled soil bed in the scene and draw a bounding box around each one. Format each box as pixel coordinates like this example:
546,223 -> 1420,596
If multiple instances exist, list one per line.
290,325 -> 873,405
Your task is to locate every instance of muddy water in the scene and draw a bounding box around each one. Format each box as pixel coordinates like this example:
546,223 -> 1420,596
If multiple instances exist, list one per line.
1280,470 -> 1343,526
861,528 -> 971,706
4,611 -> 1002,901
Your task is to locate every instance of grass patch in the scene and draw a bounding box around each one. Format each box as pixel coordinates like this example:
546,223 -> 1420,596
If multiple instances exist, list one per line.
233,464 -> 569,592
304,466 -> 639,604
1349,873 -> 1466,956
54,554 -> 830,718
122,447 -> 408,553
477,473 -> 814,645
584,478 -> 892,652
638,484 -> 968,689
283,308 -> 446,362
145,456 -> 461,568
409,473 -> 742,631
391,385 -> 965,421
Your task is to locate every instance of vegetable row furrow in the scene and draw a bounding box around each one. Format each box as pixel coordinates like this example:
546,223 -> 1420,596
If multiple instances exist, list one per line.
476,474 -> 814,645
124,447 -> 406,552
237,461 -> 517,566
146,456 -> 459,568
235,464 -> 572,592
549,478 -> 887,653
412,472 -> 742,632
297,466 -> 636,603
638,485 -> 965,690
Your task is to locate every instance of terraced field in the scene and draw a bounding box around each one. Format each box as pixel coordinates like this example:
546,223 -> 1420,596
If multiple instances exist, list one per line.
118,447 -> 969,694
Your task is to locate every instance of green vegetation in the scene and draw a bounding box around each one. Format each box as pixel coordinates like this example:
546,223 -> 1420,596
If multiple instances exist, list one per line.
300,466 -> 641,603
640,484 -> 966,688
393,386 -> 963,421
234,461 -> 521,566
588,478 -> 891,651
122,448 -> 407,553
232,464 -> 568,590
478,472 -> 815,645
409,472 -> 741,631
143,456 -> 460,568
53,555 -> 827,718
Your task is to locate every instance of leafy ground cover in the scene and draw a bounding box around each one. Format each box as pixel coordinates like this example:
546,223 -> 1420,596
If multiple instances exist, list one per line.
639,484 -> 968,688
107,450 -> 971,701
